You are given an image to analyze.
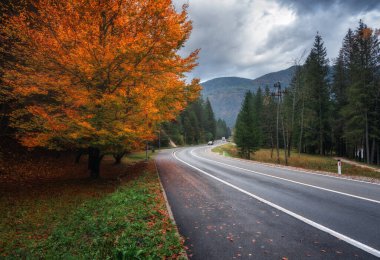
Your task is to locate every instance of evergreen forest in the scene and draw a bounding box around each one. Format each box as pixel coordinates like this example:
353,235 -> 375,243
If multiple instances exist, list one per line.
235,20 -> 380,165
162,98 -> 231,146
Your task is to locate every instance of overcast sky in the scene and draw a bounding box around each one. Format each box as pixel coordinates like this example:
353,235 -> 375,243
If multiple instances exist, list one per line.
173,0 -> 380,82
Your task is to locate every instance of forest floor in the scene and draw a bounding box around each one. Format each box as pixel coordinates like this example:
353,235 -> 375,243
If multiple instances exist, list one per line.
0,150 -> 186,259
212,143 -> 380,181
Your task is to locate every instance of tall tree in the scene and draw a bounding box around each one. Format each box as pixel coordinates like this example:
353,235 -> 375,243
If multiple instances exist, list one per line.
204,98 -> 216,140
215,118 -> 230,139
163,97 -> 222,145
0,0 -> 200,177
331,48 -> 349,156
302,33 -> 331,155
234,91 -> 260,159
342,21 -> 380,163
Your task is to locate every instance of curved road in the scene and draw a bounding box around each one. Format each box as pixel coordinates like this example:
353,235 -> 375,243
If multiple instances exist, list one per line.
156,144 -> 380,259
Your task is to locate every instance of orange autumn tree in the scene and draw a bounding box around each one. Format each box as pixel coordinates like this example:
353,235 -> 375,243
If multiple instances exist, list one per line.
1,0 -> 200,178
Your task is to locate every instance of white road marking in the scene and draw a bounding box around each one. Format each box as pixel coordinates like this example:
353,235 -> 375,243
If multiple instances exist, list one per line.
172,150 -> 380,258
209,145 -> 380,186
190,148 -> 380,204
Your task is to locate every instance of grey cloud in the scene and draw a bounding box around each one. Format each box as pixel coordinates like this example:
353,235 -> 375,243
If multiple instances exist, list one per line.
175,0 -> 380,82
276,0 -> 380,14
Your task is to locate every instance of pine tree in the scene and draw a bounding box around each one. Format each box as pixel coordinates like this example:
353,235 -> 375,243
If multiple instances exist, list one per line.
234,91 -> 260,159
204,98 -> 216,140
331,48 -> 349,156
302,33 -> 331,155
216,118 -> 230,139
343,20 -> 380,163
163,97 -> 220,145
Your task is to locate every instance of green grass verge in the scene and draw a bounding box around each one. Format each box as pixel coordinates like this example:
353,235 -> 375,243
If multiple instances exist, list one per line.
123,150 -> 156,163
0,154 -> 185,259
213,143 -> 380,179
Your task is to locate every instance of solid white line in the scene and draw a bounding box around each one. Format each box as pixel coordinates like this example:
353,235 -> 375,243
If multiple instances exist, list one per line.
173,150 -> 380,258
209,145 -> 380,186
190,148 -> 380,204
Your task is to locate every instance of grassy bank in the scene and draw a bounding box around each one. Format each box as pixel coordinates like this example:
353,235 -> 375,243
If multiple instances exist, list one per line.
0,152 -> 185,259
213,143 -> 380,179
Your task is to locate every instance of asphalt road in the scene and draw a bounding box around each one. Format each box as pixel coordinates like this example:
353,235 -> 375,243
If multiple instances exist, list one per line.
155,144 -> 380,259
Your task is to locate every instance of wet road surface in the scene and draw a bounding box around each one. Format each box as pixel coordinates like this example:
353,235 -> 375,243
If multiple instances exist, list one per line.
155,145 -> 380,259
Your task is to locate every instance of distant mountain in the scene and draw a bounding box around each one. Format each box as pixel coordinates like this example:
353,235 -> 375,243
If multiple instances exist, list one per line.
251,66 -> 297,88
201,66 -> 297,127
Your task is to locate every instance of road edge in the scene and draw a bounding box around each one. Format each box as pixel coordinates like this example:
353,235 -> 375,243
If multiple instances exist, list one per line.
154,159 -> 176,222
154,157 -> 189,260
210,144 -> 380,185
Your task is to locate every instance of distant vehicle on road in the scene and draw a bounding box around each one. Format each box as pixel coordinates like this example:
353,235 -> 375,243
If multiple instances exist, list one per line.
207,141 -> 214,145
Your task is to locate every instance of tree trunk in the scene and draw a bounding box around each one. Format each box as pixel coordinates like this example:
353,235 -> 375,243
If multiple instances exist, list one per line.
281,109 -> 288,166
319,99 -> 323,155
270,132 -> 274,159
113,152 -> 125,164
298,97 -> 305,157
370,138 -> 376,164
54,151 -> 61,158
365,112 -> 370,164
88,147 -> 101,179
75,151 -> 83,164
377,143 -> 379,165
288,78 -> 298,158
276,96 -> 280,164
287,134 -> 292,158
0,104 -> 9,137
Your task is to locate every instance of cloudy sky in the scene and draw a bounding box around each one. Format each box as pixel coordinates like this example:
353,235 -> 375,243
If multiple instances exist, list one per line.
173,0 -> 380,82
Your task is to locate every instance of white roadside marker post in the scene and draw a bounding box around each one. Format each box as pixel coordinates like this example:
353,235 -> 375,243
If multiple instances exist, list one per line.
337,159 -> 342,175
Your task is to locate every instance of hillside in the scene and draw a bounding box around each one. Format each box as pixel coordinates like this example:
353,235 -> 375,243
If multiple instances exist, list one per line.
201,66 -> 297,127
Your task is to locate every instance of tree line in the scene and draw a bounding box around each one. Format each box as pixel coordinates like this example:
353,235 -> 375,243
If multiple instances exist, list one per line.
235,20 -> 380,165
162,97 -> 230,145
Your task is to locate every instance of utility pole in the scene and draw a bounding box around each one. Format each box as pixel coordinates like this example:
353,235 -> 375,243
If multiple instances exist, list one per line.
272,82 -> 288,165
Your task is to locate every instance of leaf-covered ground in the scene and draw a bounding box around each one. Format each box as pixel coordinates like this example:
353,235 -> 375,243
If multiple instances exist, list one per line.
213,143 -> 380,180
0,151 -> 185,259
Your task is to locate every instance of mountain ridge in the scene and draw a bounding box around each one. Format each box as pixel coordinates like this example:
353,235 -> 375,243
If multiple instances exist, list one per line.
201,66 -> 297,127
